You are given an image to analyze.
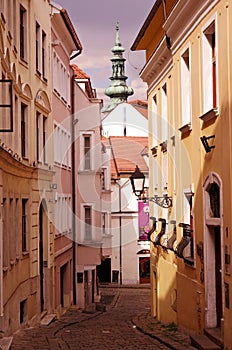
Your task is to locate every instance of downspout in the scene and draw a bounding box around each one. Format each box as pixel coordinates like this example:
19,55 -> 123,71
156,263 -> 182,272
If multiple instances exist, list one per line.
70,49 -> 82,305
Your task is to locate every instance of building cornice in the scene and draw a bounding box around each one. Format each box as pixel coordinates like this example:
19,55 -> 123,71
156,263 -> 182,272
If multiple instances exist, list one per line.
140,36 -> 173,93
163,0 -> 220,54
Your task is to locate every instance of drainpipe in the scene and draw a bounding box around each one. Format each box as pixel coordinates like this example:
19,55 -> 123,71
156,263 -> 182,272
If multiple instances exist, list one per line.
70,49 -> 81,305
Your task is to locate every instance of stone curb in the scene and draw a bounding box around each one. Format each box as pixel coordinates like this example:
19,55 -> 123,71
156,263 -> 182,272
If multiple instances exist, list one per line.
132,314 -> 196,350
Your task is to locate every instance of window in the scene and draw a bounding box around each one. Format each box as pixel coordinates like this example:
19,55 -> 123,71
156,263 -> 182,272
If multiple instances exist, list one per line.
0,0 -> 4,15
36,22 -> 47,79
84,206 -> 92,241
209,183 -> 220,217
84,135 -> 91,170
101,167 -> 109,190
7,0 -> 12,38
14,95 -> 18,151
152,94 -> 158,147
20,5 -> 27,61
202,20 -> 217,113
161,83 -> 168,142
21,103 -> 27,158
54,194 -> 71,235
36,22 -> 40,72
102,213 -> 106,235
42,31 -> 46,78
53,122 -> 71,167
36,112 -> 39,161
180,47 -> 191,126
22,199 -> 28,252
52,52 -> 70,105
3,198 -> 8,268
10,198 -> 15,261
36,112 -> 47,164
15,198 -> 19,258
13,0 -> 17,48
20,299 -> 27,324
162,151 -> 168,190
43,116 -> 47,164
182,191 -> 194,262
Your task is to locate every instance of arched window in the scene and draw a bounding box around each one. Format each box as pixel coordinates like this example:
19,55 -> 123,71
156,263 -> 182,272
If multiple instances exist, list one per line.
209,183 -> 220,217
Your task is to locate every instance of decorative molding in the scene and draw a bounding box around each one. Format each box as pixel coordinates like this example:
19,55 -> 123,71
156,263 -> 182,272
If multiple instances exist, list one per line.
140,36 -> 173,92
163,0 -> 220,54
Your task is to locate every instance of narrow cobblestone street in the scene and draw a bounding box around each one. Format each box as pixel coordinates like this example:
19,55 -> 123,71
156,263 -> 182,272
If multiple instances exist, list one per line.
10,286 -> 172,350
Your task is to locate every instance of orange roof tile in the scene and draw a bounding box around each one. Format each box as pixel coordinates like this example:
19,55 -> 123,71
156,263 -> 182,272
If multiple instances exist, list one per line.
71,64 -> 95,99
108,136 -> 148,179
71,64 -> 90,79
128,100 -> 148,119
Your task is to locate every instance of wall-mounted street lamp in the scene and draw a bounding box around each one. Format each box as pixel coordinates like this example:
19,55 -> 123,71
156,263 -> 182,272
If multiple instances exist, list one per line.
130,165 -> 172,208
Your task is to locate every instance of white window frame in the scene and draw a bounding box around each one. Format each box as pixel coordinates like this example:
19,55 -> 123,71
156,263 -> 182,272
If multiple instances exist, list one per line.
54,193 -> 72,235
202,15 -> 218,114
53,121 -> 71,168
182,190 -> 194,261
162,151 -> 168,190
19,4 -> 28,62
21,102 -> 28,158
52,51 -> 70,105
180,45 -> 191,126
80,131 -> 94,171
81,203 -> 94,241
151,93 -> 158,147
101,166 -> 110,191
161,83 -> 168,142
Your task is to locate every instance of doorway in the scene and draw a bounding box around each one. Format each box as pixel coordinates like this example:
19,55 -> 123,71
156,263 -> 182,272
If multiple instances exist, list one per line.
39,200 -> 48,313
204,173 -> 223,329
60,264 -> 68,307
214,226 -> 222,327
39,202 -> 44,312
139,257 -> 150,283
97,258 -> 111,283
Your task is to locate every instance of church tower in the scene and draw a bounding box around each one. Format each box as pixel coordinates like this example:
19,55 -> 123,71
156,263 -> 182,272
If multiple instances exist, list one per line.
102,21 -> 134,112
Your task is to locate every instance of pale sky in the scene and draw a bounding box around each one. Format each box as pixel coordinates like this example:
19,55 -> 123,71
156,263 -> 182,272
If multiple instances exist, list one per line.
55,0 -> 154,103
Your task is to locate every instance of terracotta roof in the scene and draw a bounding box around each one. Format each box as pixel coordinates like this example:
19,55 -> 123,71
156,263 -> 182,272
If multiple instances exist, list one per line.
128,100 -> 148,119
71,65 -> 90,79
107,136 -> 148,179
128,100 -> 148,108
71,64 -> 95,99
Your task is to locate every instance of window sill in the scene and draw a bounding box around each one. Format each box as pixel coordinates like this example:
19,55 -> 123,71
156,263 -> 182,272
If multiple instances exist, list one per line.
36,69 -> 41,77
199,108 -> 219,123
78,170 -> 95,174
151,146 -> 158,157
19,58 -> 28,67
1,12 -> 6,24
160,141 -> 167,152
22,251 -> 29,258
179,123 -> 192,135
101,189 -> 111,194
183,257 -> 195,267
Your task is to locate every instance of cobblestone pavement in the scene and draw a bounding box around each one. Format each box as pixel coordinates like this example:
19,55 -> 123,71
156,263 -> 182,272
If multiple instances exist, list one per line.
10,286 -> 195,350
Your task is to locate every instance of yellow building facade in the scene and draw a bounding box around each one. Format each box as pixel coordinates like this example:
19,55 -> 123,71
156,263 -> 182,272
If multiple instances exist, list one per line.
0,0 -> 54,336
132,0 -> 232,348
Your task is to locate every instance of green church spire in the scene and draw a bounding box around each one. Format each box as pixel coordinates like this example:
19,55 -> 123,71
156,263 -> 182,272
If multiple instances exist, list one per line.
102,21 -> 134,112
